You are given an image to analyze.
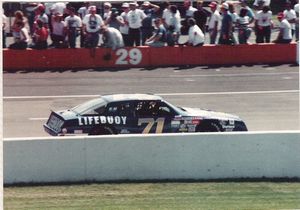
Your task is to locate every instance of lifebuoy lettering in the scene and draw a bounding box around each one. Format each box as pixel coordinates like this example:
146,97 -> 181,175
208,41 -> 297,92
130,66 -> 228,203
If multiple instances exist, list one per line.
78,116 -> 127,126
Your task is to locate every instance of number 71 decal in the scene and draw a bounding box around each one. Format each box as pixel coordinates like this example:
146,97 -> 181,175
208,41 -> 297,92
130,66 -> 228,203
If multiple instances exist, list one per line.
138,118 -> 165,134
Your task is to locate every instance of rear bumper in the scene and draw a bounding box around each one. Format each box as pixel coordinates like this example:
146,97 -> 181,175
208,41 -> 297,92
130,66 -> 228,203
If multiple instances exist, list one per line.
43,124 -> 59,136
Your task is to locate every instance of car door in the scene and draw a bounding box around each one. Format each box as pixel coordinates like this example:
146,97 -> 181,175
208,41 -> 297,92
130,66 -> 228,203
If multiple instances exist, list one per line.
104,101 -> 135,134
133,100 -> 177,134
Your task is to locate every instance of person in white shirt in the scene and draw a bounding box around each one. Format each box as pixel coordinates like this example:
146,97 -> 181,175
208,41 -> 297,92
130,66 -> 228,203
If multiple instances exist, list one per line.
120,3 -> 130,46
187,18 -> 204,46
184,0 -> 197,18
82,6 -> 104,48
207,2 -> 221,44
9,21 -> 30,49
165,5 -> 181,46
101,25 -> 124,50
127,2 -> 146,46
273,12 -> 292,44
50,12 -> 67,48
162,2 -> 181,29
65,7 -> 82,48
284,1 -> 296,39
103,2 -> 112,21
254,5 -> 273,43
294,0 -> 299,41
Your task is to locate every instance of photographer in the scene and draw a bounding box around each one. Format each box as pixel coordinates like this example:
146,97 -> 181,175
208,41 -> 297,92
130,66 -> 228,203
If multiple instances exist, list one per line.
82,6 -> 104,48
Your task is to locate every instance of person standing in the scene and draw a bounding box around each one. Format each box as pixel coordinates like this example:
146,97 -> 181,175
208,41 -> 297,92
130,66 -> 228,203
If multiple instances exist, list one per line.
207,2 -> 221,44
187,18 -> 205,46
237,8 -> 252,44
82,5 -> 104,48
120,3 -> 130,46
219,3 -> 234,45
193,1 -> 210,34
65,7 -> 82,48
254,5 -> 273,43
50,13 -> 67,48
105,8 -> 124,31
294,0 -> 299,41
184,0 -> 197,19
2,12 -> 7,48
78,2 -> 90,47
141,1 -> 160,45
283,1 -> 296,39
127,2 -> 146,46
165,5 -> 181,46
273,12 -> 292,44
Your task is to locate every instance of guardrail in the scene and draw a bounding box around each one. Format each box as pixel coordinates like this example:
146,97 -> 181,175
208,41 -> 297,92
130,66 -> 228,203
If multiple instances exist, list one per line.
3,43 -> 297,71
4,131 -> 300,184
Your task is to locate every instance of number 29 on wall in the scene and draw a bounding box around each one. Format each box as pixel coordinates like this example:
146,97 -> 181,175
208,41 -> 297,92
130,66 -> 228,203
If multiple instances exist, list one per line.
115,48 -> 143,65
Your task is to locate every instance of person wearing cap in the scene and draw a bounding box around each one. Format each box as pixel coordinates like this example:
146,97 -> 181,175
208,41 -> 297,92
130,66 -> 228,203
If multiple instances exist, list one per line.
65,7 -> 82,48
103,2 -> 112,21
145,18 -> 167,47
49,12 -> 67,48
193,1 -> 210,34
105,8 -> 125,31
284,1 -> 297,39
31,19 -> 49,49
273,12 -> 292,44
119,3 -> 130,46
127,2 -> 147,46
100,25 -> 124,50
254,5 -> 273,43
219,3 -> 234,45
207,1 -> 221,44
82,5 -> 104,48
141,1 -> 160,45
34,3 -> 49,30
187,17 -> 205,46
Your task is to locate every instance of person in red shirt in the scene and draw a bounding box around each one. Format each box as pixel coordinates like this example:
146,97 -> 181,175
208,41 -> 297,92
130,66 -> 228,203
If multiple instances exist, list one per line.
31,19 -> 49,49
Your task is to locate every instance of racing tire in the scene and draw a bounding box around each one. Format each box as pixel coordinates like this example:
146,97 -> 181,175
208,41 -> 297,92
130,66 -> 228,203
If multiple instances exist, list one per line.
197,122 -> 222,132
88,126 -> 116,135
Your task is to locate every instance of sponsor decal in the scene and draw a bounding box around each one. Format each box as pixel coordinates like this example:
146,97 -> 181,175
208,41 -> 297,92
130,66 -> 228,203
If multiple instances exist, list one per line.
78,116 -> 127,126
171,120 -> 181,128
120,129 -> 130,134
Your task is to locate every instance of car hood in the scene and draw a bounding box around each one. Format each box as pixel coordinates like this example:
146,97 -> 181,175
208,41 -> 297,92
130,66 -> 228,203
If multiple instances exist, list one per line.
182,107 -> 241,121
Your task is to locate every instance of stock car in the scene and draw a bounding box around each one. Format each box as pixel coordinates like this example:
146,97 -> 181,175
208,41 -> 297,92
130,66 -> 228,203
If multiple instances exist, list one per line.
44,94 -> 247,136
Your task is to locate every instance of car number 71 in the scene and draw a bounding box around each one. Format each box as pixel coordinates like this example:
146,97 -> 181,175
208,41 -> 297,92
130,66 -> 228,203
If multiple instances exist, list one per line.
138,118 -> 165,134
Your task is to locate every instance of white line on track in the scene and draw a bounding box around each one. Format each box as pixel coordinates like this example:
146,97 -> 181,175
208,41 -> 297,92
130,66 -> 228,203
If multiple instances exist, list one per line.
4,90 -> 299,100
169,72 -> 299,78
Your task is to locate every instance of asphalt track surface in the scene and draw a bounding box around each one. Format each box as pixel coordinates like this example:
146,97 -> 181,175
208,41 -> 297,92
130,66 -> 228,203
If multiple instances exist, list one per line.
3,64 -> 299,138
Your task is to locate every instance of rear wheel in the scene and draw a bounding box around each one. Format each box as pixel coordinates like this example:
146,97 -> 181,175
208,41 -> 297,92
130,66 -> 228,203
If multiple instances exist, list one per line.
197,121 -> 222,132
88,126 -> 116,135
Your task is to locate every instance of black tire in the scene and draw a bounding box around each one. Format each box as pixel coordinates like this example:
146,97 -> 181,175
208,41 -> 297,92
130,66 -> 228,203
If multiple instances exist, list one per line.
197,121 -> 222,132
88,126 -> 116,135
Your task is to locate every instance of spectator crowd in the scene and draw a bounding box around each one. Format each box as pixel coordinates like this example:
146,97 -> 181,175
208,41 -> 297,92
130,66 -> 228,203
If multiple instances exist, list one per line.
2,0 -> 299,50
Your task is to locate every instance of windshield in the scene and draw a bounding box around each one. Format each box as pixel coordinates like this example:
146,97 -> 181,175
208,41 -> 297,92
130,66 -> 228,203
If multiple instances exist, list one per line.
71,98 -> 107,115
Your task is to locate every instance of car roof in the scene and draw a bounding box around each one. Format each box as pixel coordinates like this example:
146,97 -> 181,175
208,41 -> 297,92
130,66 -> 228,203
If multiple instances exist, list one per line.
101,94 -> 163,103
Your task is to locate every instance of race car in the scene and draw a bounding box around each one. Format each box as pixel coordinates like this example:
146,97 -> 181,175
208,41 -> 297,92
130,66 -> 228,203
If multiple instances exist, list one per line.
44,94 -> 247,136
